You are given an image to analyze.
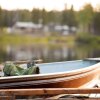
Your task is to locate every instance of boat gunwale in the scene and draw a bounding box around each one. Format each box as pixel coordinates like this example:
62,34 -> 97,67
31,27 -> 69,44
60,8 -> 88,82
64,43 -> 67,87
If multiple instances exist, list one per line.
0,63 -> 99,88
0,60 -> 100,83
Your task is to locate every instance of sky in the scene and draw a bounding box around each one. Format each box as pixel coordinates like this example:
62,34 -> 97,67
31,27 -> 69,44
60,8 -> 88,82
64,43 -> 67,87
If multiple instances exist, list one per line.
0,0 -> 100,11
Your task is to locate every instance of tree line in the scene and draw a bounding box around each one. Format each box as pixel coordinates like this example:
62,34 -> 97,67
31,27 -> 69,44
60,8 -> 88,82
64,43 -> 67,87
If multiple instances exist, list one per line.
0,3 -> 100,35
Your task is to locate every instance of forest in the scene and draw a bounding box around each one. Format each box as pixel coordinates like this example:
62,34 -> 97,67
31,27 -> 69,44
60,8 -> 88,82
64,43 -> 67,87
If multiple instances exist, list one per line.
0,3 -> 100,35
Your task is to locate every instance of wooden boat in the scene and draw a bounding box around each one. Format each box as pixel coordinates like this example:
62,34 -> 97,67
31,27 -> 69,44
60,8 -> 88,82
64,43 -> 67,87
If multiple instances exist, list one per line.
0,58 -> 100,89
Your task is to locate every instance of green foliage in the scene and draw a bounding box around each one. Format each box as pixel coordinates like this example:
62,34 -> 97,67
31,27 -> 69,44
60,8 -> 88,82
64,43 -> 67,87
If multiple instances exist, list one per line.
48,11 -> 58,24
18,10 -> 31,22
77,4 -> 94,32
76,33 -> 100,44
0,6 -> 3,27
93,12 -> 100,35
31,8 -> 41,24
1,9 -> 31,27
41,9 -> 48,25
0,4 -> 100,35
61,5 -> 77,27
31,8 -> 61,25
78,4 -> 94,25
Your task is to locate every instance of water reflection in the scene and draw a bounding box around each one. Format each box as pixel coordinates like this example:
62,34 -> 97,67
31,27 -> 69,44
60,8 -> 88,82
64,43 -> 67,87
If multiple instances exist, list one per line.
0,44 -> 100,63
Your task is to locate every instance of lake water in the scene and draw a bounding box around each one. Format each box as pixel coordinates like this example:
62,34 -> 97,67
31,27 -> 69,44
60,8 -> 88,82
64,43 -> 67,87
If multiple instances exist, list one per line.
0,43 -> 100,76
0,43 -> 100,63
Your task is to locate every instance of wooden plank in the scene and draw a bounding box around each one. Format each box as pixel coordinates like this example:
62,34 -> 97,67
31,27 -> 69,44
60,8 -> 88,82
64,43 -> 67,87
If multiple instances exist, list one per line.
0,96 -> 13,100
0,88 -> 100,96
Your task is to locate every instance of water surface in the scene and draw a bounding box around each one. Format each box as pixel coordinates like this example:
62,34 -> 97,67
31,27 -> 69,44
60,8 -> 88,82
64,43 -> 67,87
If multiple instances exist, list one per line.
0,44 -> 100,63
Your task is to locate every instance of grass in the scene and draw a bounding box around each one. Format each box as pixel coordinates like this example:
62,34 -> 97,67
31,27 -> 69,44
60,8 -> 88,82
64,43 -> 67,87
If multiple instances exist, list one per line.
76,32 -> 100,45
1,32 -> 100,46
0,33 -> 76,46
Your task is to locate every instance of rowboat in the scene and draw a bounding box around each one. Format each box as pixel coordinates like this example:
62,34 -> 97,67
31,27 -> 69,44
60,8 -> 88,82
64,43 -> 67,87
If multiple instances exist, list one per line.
0,58 -> 100,89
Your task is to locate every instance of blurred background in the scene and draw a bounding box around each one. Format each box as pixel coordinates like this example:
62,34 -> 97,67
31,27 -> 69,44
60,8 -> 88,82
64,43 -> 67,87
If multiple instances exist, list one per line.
0,0 -> 100,63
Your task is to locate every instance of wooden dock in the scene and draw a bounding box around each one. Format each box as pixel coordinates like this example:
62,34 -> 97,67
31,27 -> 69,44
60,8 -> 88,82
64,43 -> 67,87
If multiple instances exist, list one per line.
0,86 -> 100,99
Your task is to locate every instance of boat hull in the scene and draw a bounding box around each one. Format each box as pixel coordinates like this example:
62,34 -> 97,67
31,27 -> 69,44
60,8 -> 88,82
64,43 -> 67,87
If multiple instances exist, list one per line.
0,60 -> 100,89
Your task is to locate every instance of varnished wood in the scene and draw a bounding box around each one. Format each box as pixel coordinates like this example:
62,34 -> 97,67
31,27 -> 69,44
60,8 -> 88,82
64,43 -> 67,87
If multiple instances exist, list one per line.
0,96 -> 13,100
0,88 -> 100,96
0,60 -> 100,89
